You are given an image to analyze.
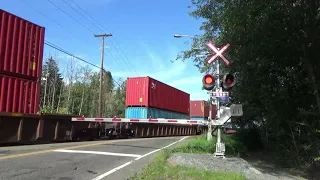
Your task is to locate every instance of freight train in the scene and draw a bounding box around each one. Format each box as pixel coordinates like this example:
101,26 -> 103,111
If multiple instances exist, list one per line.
0,9 -> 44,115
70,77 -> 216,140
0,9 -> 209,144
125,77 -> 216,120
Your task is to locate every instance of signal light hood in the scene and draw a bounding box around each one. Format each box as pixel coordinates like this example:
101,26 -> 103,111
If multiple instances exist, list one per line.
222,74 -> 236,89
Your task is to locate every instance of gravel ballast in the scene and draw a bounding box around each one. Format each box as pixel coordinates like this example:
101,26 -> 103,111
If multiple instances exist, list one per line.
169,153 -> 306,180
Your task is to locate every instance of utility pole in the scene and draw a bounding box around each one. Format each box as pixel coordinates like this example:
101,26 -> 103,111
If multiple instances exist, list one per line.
94,33 -> 112,118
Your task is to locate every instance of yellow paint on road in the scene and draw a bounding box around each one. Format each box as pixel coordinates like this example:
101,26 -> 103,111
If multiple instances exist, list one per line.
0,138 -> 146,161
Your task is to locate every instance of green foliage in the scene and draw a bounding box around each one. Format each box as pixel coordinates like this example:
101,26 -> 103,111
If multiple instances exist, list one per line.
40,106 -> 50,113
40,57 -> 127,118
233,128 -> 264,152
178,0 -> 320,167
129,137 -> 246,180
174,135 -> 217,154
172,134 -> 247,157
41,57 -> 64,113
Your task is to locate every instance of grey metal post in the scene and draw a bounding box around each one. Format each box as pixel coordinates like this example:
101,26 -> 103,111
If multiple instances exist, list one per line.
207,96 -> 213,141
214,54 -> 225,158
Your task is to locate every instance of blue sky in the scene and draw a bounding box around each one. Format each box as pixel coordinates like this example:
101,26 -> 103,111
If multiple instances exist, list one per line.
2,0 -> 209,100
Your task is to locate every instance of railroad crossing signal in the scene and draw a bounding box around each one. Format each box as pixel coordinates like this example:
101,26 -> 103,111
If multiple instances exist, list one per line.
203,41 -> 238,158
206,42 -> 231,66
202,74 -> 215,91
221,73 -> 236,91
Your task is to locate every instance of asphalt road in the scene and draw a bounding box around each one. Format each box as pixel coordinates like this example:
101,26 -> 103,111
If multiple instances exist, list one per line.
0,136 -> 188,180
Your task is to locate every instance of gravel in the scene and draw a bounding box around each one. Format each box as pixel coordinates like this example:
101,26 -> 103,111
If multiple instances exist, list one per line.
169,153 -> 306,180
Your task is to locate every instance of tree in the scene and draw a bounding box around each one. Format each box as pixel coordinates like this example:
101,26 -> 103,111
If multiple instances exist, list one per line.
40,56 -> 63,113
177,0 -> 320,167
113,78 -> 126,117
39,53 -> 128,138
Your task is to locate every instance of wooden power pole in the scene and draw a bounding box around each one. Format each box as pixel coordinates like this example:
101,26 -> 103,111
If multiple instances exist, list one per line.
94,33 -> 112,118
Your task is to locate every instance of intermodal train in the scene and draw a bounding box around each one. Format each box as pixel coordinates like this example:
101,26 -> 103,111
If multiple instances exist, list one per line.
0,9 -> 211,144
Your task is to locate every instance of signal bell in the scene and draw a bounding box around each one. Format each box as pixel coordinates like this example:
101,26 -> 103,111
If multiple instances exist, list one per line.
221,73 -> 236,90
202,74 -> 215,91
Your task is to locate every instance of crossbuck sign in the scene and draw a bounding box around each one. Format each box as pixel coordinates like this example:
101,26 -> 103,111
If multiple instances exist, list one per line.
206,42 -> 231,66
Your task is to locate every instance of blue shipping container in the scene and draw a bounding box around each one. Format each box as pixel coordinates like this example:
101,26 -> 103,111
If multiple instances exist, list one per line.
125,107 -> 190,119
191,117 -> 208,126
190,117 -> 209,120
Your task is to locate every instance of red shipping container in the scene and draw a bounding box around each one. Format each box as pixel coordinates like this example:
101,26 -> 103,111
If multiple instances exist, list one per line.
190,100 -> 217,119
212,104 -> 217,119
190,100 -> 209,117
126,76 -> 190,115
0,75 -> 40,114
0,9 -> 45,80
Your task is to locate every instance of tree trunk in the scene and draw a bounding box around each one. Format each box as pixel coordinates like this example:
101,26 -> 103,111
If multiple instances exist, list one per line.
79,87 -> 85,115
56,84 -> 63,113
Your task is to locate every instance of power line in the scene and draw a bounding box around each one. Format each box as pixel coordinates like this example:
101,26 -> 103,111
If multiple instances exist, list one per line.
19,0 -> 131,85
46,0 -> 128,73
44,41 -> 99,68
68,0 -> 139,76
68,0 -> 138,76
61,0 -> 101,32
69,0 -> 106,31
47,0 -> 95,34
44,40 -> 121,87
19,0 -> 124,71
19,0 -> 86,44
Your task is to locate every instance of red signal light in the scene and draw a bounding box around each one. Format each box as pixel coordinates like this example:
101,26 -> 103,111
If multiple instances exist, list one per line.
202,74 -> 215,91
205,76 -> 213,84
226,79 -> 233,84
222,74 -> 236,90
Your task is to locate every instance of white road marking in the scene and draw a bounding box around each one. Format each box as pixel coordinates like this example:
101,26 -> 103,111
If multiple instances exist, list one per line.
135,136 -> 188,160
91,161 -> 133,180
91,136 -> 189,180
54,149 -> 142,158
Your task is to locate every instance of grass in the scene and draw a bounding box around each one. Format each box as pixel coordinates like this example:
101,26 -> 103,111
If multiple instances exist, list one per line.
129,135 -> 247,180
173,134 -> 248,157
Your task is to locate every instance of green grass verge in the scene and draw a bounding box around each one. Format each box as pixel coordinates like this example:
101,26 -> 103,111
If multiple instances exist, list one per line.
129,135 -> 247,180
173,134 -> 248,156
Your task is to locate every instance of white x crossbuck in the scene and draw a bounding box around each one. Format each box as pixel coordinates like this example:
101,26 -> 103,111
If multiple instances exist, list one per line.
206,42 -> 231,66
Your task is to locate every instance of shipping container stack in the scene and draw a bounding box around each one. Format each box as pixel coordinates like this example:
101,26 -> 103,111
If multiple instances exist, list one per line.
0,9 -> 45,114
125,76 -> 190,119
190,100 -> 216,121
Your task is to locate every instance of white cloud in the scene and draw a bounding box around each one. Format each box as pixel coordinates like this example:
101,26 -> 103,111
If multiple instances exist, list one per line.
189,91 -> 210,101
146,48 -> 165,70
166,76 -> 209,100
112,44 -> 186,81
167,76 -> 201,87
150,61 -> 186,80
111,60 -> 186,81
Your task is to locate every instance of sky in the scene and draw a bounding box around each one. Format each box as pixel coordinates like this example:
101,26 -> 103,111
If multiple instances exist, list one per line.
1,0 -> 209,100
